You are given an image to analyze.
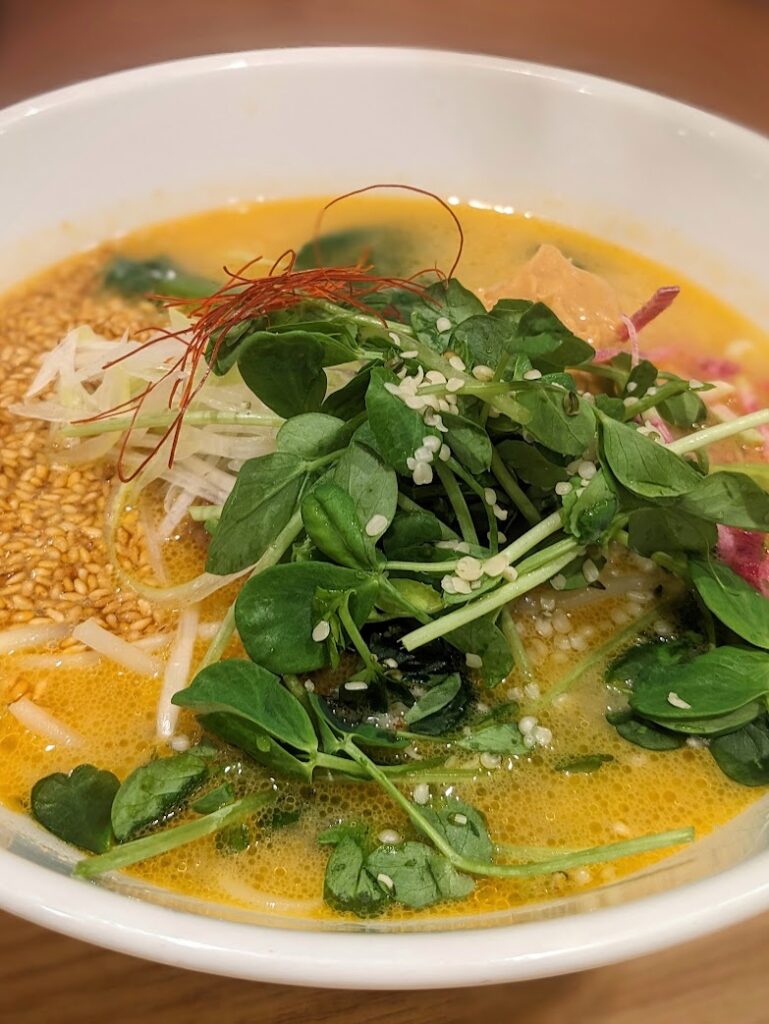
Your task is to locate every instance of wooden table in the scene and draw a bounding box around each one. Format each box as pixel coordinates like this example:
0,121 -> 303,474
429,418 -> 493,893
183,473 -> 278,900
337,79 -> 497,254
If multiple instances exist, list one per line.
2,1 -> 769,1020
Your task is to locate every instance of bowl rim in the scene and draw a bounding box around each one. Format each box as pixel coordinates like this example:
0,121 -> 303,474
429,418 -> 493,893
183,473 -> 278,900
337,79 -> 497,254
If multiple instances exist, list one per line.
2,44 -> 769,989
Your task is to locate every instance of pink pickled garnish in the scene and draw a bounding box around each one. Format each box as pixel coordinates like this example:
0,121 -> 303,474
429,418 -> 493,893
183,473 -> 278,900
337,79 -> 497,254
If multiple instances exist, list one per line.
620,314 -> 640,368
717,525 -> 769,596
617,285 -> 680,340
592,346 -> 623,363
698,356 -> 740,378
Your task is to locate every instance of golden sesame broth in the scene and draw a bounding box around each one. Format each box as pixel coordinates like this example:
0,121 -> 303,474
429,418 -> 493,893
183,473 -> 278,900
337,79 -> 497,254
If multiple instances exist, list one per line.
0,196 -> 765,922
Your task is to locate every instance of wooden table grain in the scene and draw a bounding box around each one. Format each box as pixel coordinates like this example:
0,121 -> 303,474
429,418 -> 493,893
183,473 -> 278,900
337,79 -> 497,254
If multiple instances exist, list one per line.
2,1 -> 769,1020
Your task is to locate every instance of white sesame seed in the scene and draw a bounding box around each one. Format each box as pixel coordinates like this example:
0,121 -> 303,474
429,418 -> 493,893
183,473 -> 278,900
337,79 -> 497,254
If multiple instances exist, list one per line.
412,461 -> 433,486
555,481 -> 573,496
554,635 -> 571,651
472,364 -> 495,381
456,556 -> 484,581
378,829 -> 402,845
400,349 -> 418,358
523,734 -> 536,749
384,658 -> 399,669
446,377 -> 464,393
406,457 -> 417,471
455,542 -> 471,554
535,616 -> 553,638
551,574 -> 566,591
503,566 -> 519,582
626,381 -> 638,392
566,460 -> 581,474
365,514 -> 389,537
611,607 -> 630,626
612,821 -> 631,837
540,596 -> 556,612
376,873 -> 395,891
523,683 -> 540,701
570,633 -> 588,652
448,355 -> 466,371
582,558 -> 600,584
438,443 -> 452,461
623,396 -> 637,407
654,619 -> 675,637
577,460 -> 597,480
667,691 -> 692,710
344,680 -> 369,692
483,553 -> 508,577
452,813 -> 468,826
689,378 -> 703,389
572,868 -> 592,885
441,575 -> 457,594
452,577 -> 472,595
384,382 -> 401,395
518,715 -> 537,735
647,386 -> 658,396
436,316 -> 452,333
312,620 -> 331,642
170,734 -> 191,752
414,445 -> 434,463
533,725 -> 552,747
403,394 -> 427,410
686,736 -> 709,749
426,370 -> 448,385
523,368 -> 542,381
422,434 -> 441,452
388,332 -> 401,345
304,679 -> 315,692
493,504 -> 508,521
413,783 -> 430,805
465,652 -> 483,669
497,531 -> 507,544
480,753 -> 502,770
508,686 -> 523,701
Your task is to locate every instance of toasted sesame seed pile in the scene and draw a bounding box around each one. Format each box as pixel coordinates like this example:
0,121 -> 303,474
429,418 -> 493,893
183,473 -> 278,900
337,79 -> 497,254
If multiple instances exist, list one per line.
0,250 -> 173,646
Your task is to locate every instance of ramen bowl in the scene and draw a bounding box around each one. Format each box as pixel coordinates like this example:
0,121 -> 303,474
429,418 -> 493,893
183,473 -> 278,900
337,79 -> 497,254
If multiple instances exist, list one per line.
1,47 -> 769,988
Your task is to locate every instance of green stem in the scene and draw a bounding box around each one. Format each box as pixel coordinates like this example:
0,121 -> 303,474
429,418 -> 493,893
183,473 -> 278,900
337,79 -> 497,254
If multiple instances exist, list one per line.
343,740 -> 693,877
435,462 -> 478,546
621,381 -> 690,422
62,408 -> 283,437
75,793 -> 276,878
514,537 -> 581,575
199,510 -> 304,668
490,449 -> 541,525
401,549 -> 578,651
540,603 -> 664,705
189,504 -> 222,522
500,607 -> 535,684
385,559 -> 459,574
501,511 -> 564,566
445,456 -> 498,550
338,597 -> 377,673
668,408 -> 769,455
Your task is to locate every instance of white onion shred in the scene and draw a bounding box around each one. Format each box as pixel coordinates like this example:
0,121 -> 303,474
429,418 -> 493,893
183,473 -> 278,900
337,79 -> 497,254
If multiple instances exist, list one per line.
16,651 -> 101,671
139,500 -> 169,583
8,697 -> 84,748
72,618 -> 161,676
0,622 -> 71,655
156,605 -> 200,740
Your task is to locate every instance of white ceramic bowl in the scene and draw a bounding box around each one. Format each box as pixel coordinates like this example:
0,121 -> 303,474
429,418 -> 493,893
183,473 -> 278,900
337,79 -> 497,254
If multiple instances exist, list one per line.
2,47 -> 769,989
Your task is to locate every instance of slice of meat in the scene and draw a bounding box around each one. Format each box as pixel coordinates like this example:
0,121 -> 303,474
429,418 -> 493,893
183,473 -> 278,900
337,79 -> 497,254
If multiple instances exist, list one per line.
479,244 -> 622,346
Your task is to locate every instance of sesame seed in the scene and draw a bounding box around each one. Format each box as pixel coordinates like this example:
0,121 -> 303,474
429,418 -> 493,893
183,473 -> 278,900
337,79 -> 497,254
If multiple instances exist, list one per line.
534,616 -> 553,638
484,488 -> 497,506
654,619 -> 674,636
551,574 -> 567,591
400,350 -> 418,358
572,868 -> 592,885
497,531 -> 507,543
378,829 -> 402,845
480,753 -> 501,770
376,873 -> 395,891
503,566 -> 519,582
422,434 -> 441,452
384,382 -> 401,395
689,378 -> 703,389
406,457 -> 417,471
523,683 -> 540,701
623,396 -> 637,407
523,369 -> 542,381
452,813 -> 468,826
533,725 -> 552,746
441,575 -> 457,594
344,680 -> 369,692
455,556 -> 484,581
446,377 -> 464,393
577,460 -> 596,480
412,461 -> 433,486
493,504 -> 508,521
582,558 -> 600,584
388,332 -> 401,345
667,691 -> 692,710
465,652 -> 483,669
455,542 -> 471,553
554,481 -> 572,496
312,620 -> 331,642
413,783 -> 430,805
384,657 -> 399,669
518,715 -> 537,735
438,443 -> 452,461
686,736 -> 709,749
425,370 -> 447,385
304,680 -> 315,692
448,355 -> 466,372
482,553 -> 508,577
170,734 -> 191,752
626,381 -> 638,392
365,514 -> 389,537
436,316 -> 452,333
541,596 -> 556,612
472,364 -> 494,381
452,577 -> 472,595
414,445 -> 434,463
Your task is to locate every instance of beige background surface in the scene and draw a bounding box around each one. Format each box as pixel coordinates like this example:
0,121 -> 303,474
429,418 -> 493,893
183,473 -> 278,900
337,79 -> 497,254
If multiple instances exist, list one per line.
1,1 -> 768,1020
